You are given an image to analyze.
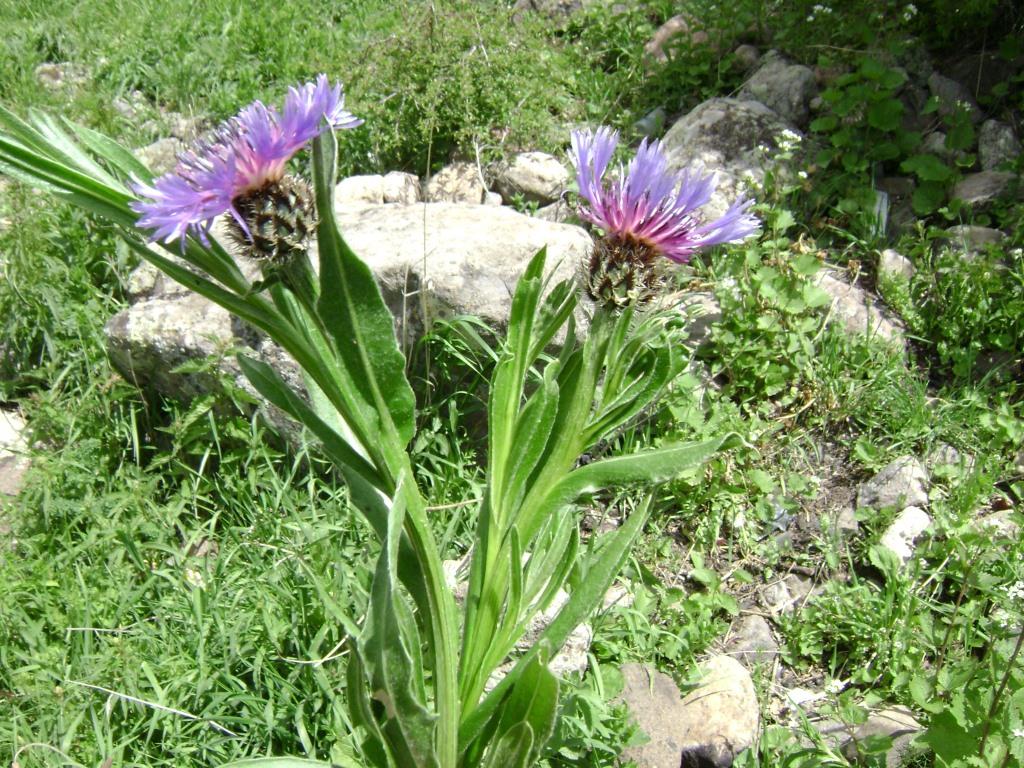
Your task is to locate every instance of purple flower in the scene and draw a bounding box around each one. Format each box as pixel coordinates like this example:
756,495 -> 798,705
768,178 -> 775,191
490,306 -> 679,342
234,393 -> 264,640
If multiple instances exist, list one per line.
131,75 -> 362,244
569,127 -> 759,264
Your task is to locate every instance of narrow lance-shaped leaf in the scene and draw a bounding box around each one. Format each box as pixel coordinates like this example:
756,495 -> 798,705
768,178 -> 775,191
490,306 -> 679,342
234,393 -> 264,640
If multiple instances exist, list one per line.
359,474 -> 440,768
310,131 -> 416,453
460,495 -> 652,750
520,434 -> 742,544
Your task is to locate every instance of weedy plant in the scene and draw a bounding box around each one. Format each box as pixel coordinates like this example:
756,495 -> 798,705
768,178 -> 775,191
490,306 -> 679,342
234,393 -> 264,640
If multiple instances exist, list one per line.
0,77 -> 757,766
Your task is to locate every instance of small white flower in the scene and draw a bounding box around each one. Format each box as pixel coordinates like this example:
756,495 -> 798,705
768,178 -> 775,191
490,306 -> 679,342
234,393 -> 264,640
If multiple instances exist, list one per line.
1013,727 -> 1024,739
1007,581 -> 1024,603
825,678 -> 847,695
905,3 -> 918,15
798,170 -> 808,180
184,567 -> 205,589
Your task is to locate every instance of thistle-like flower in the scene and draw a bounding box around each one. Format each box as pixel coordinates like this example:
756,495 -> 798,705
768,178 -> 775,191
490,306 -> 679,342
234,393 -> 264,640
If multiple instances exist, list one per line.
131,75 -> 361,263
570,127 -> 759,309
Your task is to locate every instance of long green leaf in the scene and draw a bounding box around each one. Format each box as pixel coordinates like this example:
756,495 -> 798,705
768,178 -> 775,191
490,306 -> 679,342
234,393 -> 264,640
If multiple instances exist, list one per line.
236,355 -> 384,489
460,495 -> 653,750
65,117 -> 154,182
521,434 -> 742,544
360,475 -> 440,768
221,759 -> 350,768
310,131 -> 415,453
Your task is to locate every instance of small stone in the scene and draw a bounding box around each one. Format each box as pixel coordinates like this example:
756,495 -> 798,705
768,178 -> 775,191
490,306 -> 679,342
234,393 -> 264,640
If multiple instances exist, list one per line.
879,506 -> 932,563
834,506 -> 859,535
725,614 -> 779,667
857,456 -> 929,510
679,292 -> 721,347
381,171 -> 421,204
951,171 -> 1014,207
533,200 -> 573,223
733,44 -> 761,71
878,249 -> 914,281
492,152 -> 568,205
784,687 -> 825,709
927,72 -> 982,123
134,138 -> 185,176
978,119 -> 1021,170
973,510 -> 1020,539
619,657 -> 760,768
876,176 -> 915,198
739,50 -> 818,128
943,224 -> 1006,252
483,191 -> 503,206
0,409 -> 31,496
424,162 -> 485,204
841,706 -> 924,768
663,98 -> 799,221
34,62 -> 87,90
335,174 -> 385,205
760,579 -> 796,614
815,270 -> 905,343
925,443 -> 975,472
634,107 -> 667,139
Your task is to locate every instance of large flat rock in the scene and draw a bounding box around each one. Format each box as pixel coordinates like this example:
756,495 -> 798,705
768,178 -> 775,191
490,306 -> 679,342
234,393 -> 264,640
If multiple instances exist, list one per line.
106,201 -> 592,416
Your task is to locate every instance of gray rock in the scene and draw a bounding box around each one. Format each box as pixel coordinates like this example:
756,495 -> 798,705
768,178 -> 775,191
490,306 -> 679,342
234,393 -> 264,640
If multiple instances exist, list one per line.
925,443 -> 975,472
879,506 -> 931,563
382,171 -> 421,204
134,138 -> 185,176
534,199 -> 575,223
878,249 -> 914,281
34,62 -> 88,90
483,191 -> 503,207
943,224 -> 1006,252
814,270 -> 906,343
634,107 -> 667,139
336,203 -> 588,337
739,51 -> 818,128
876,176 -> 915,198
841,706 -> 925,768
921,132 -> 958,162
857,456 -> 929,510
335,174 -> 385,205
679,292 -> 721,347
927,72 -> 982,123
726,614 -> 779,667
106,203 -> 592,411
759,576 -> 811,615
0,409 -> 31,496
662,98 -> 799,220
619,657 -> 759,768
952,171 -> 1015,206
733,45 -> 761,71
492,152 -> 568,205
511,0 -> 591,22
973,510 -> 1019,540
424,162 -> 486,204
978,120 -> 1021,170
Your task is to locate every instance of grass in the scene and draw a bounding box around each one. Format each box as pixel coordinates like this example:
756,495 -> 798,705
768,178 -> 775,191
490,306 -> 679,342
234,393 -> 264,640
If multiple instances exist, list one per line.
2,0 -> 1023,766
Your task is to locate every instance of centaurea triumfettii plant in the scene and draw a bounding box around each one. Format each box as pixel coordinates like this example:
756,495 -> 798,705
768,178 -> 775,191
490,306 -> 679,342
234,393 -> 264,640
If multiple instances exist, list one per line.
0,86 -> 752,767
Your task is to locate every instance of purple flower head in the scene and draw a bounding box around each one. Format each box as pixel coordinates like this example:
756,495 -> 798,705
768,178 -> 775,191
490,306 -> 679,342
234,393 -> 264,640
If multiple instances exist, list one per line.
569,127 -> 760,264
131,75 -> 362,244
